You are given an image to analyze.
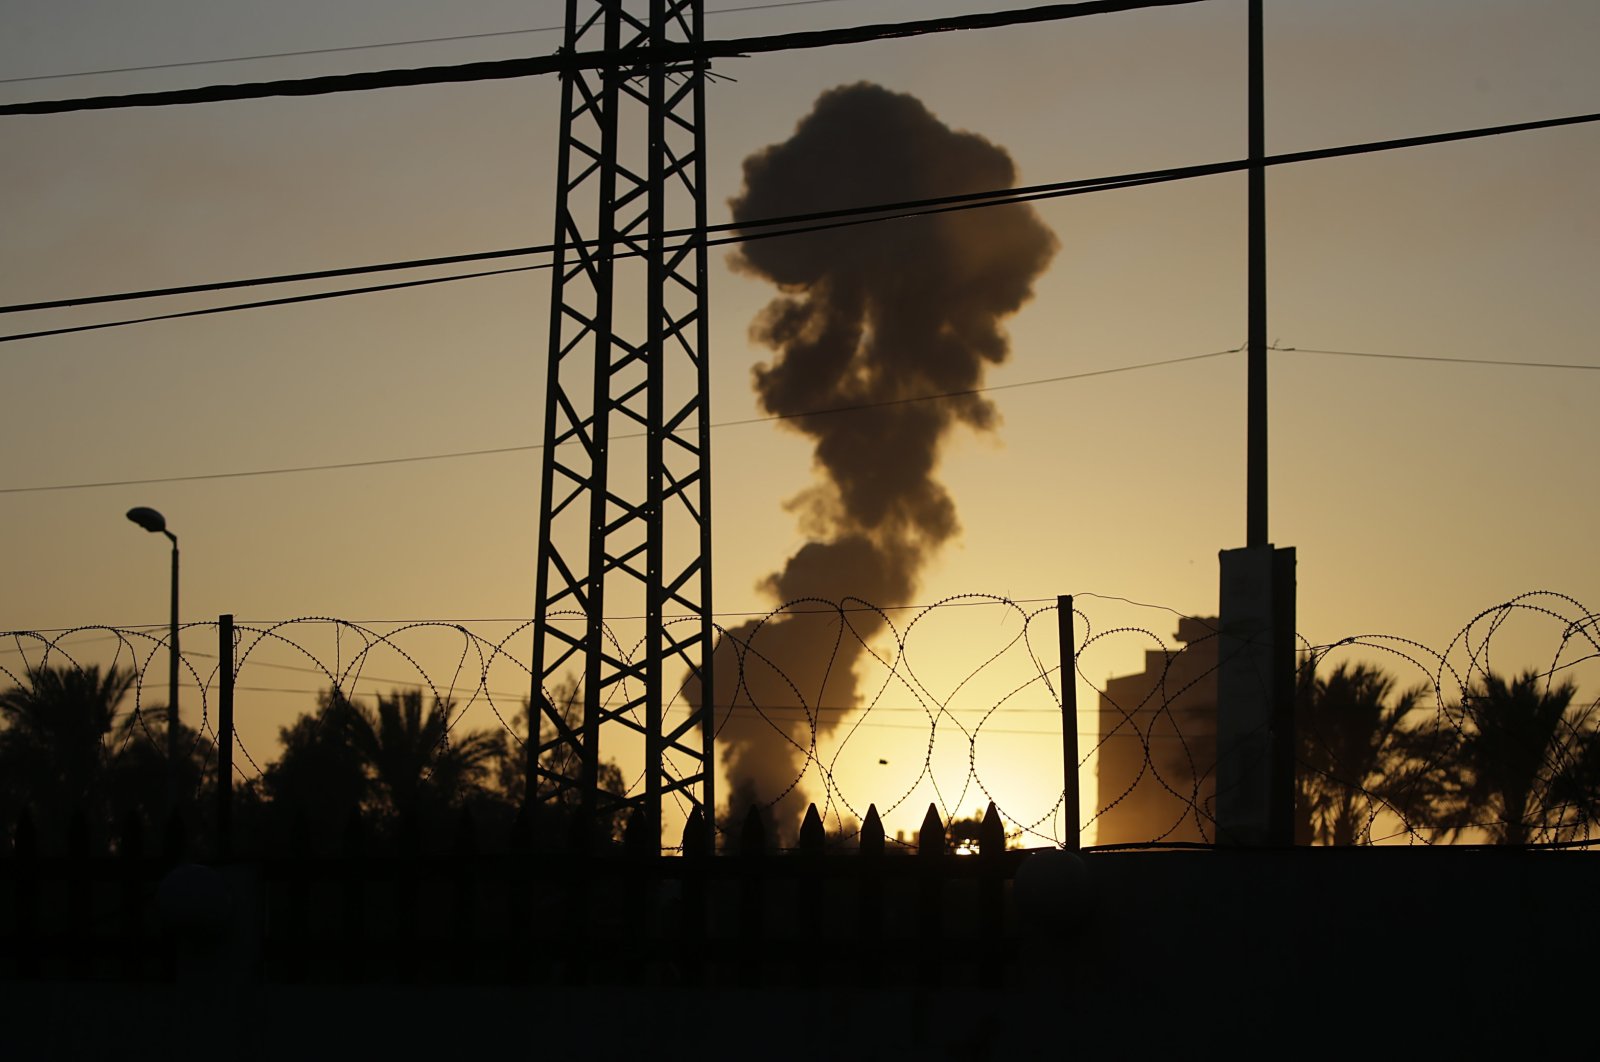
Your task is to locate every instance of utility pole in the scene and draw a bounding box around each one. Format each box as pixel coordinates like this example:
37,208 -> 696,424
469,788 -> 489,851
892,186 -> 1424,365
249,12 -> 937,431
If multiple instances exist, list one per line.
1246,0 -> 1267,549
1218,0 -> 1295,847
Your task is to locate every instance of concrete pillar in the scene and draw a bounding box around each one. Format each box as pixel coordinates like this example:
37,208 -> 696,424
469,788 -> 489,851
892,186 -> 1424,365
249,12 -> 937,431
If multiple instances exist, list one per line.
1216,545 -> 1296,846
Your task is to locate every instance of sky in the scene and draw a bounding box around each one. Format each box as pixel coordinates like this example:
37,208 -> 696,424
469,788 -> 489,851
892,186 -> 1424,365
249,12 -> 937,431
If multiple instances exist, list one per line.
2,0 -> 1598,845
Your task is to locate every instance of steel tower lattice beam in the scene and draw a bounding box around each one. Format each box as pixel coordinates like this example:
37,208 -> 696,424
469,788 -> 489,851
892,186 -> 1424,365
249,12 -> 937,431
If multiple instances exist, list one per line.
531,0 -> 715,851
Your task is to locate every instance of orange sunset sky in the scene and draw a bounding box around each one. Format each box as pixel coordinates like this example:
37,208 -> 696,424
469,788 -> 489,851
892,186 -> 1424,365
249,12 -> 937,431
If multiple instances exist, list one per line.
3,0 -> 1597,843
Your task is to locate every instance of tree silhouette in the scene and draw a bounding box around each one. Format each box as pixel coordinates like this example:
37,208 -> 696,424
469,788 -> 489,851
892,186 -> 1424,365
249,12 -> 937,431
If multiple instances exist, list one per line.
256,687 -> 502,847
0,663 -> 216,846
260,689 -> 369,824
492,687 -> 630,847
0,664 -> 133,820
1294,660 -> 1427,845
341,689 -> 502,823
104,710 -> 216,828
1409,670 -> 1598,844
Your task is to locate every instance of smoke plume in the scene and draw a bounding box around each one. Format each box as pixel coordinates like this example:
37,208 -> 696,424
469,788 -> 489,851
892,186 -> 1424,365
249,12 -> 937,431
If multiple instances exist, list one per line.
706,83 -> 1056,840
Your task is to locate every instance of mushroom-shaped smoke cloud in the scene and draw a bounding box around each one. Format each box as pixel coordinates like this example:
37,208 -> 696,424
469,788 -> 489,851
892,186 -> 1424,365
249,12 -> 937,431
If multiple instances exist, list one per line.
700,82 -> 1057,842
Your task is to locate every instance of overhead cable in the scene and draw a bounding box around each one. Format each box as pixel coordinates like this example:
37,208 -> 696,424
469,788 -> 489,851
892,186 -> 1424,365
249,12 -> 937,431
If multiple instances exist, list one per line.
0,0 -> 856,86
0,1 -> 1214,116
4,340 -> 1588,495
1,167 -> 1171,315
7,109 -> 1596,327
1282,345 -> 1600,372
0,169 -> 1186,344
0,264 -> 550,345
0,345 -> 1241,493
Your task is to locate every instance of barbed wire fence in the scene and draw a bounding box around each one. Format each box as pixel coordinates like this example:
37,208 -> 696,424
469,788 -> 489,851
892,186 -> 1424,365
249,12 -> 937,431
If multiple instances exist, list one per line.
2,590 -> 1597,852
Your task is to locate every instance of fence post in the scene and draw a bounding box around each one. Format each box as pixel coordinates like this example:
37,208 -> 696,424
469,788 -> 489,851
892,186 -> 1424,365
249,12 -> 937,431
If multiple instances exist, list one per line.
14,809 -> 40,978
1058,594 -> 1080,852
622,806 -> 652,985
738,806 -> 768,986
509,802 -> 537,983
679,808 -> 708,985
395,808 -> 421,984
66,805 -> 90,978
160,806 -> 186,981
917,803 -> 945,989
341,809 -> 366,981
451,805 -> 478,976
281,809 -> 312,983
118,808 -> 145,979
798,803 -> 826,985
858,804 -> 884,986
560,806 -> 591,985
979,801 -> 1007,984
217,614 -> 234,861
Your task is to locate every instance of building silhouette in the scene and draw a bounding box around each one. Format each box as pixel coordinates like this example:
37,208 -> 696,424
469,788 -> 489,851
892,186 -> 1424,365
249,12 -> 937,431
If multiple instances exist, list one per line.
1094,617 -> 1218,844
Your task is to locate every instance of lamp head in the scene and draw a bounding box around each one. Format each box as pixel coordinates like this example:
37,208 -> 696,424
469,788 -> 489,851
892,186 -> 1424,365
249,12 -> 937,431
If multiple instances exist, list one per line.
126,507 -> 168,534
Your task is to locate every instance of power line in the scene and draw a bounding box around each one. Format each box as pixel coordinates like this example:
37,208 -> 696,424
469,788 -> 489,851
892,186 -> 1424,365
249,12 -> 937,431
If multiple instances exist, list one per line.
0,1 -> 856,87
0,27 -> 567,89
2,337 -> 1591,494
0,168 -> 1186,345
3,246 -> 552,315
0,346 -> 1240,493
0,166 -> 1184,316
8,109 -> 1596,333
1280,345 -> 1600,373
0,263 -> 550,345
0,0 -> 1214,116
711,345 -> 1240,425
0,437 -> 534,493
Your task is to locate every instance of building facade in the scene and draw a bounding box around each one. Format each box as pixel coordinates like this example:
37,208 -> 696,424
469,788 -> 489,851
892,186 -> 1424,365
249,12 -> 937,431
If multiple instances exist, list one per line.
1094,617 -> 1218,845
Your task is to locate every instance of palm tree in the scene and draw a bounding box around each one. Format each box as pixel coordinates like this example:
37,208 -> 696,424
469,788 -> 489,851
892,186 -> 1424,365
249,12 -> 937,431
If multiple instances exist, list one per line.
1294,661 -> 1427,845
0,663 -> 135,817
104,710 -> 216,826
341,689 -> 502,821
1411,670 -> 1597,844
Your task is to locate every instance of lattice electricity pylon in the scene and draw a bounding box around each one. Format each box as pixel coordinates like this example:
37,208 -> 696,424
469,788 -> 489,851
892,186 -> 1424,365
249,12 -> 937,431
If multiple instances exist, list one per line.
530,0 -> 715,850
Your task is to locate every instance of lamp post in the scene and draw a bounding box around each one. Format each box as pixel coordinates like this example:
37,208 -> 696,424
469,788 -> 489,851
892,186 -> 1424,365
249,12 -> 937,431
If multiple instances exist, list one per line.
126,507 -> 179,806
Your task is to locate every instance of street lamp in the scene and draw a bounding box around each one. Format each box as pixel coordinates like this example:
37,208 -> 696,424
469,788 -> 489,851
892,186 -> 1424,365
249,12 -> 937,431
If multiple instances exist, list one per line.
126,506 -> 179,804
